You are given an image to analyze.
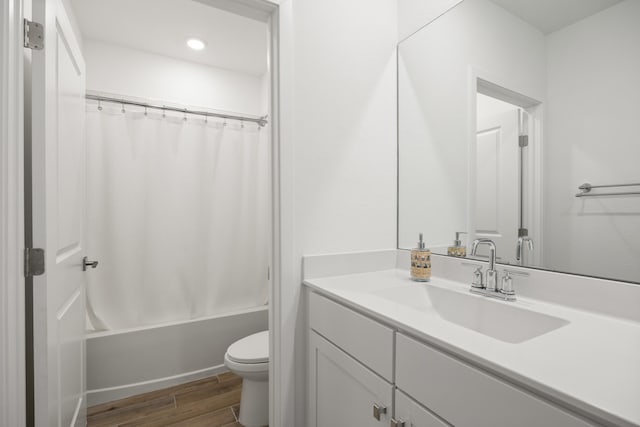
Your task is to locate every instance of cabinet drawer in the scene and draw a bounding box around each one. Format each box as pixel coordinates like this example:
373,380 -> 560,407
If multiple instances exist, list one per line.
395,389 -> 451,427
309,291 -> 394,381
396,333 -> 596,427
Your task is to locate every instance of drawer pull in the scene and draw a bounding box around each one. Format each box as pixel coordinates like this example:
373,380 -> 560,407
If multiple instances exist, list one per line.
390,418 -> 406,427
373,403 -> 387,420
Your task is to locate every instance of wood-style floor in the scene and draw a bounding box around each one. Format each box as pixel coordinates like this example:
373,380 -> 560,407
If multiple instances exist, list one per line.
87,372 -> 244,427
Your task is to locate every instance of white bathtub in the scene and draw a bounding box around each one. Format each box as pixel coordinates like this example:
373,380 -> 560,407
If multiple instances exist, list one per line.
86,306 -> 268,406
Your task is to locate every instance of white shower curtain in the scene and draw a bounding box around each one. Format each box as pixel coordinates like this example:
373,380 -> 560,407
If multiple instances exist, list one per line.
85,103 -> 269,331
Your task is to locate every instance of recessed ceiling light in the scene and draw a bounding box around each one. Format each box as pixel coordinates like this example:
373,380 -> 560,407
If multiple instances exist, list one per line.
186,38 -> 206,51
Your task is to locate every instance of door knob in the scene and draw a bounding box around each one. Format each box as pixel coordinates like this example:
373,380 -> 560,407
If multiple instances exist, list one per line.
373,403 -> 387,420
82,256 -> 99,271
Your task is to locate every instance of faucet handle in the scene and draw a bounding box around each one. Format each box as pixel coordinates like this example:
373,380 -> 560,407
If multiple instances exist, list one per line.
500,271 -> 514,295
471,267 -> 484,288
517,237 -> 534,261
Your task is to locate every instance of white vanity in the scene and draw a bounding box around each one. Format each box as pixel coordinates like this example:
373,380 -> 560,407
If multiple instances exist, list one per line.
303,252 -> 640,427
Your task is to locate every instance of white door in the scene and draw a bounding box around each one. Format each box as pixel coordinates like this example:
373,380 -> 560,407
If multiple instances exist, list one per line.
308,332 -> 393,427
31,0 -> 87,425
474,109 -> 519,263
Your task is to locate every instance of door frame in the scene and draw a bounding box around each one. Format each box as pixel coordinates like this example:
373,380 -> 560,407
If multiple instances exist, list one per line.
467,67 -> 544,266
3,0 -> 290,425
0,0 -> 26,426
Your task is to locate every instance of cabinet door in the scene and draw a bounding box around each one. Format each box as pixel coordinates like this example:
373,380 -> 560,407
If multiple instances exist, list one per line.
308,331 -> 393,427
394,390 -> 451,427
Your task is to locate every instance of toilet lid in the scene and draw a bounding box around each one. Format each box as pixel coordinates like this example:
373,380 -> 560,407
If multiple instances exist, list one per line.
227,330 -> 269,364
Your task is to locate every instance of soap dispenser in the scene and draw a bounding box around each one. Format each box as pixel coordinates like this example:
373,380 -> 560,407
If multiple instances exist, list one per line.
410,233 -> 431,282
447,231 -> 467,257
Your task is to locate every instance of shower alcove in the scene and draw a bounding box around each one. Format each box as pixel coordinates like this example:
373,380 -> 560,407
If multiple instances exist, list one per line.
69,0 -> 272,405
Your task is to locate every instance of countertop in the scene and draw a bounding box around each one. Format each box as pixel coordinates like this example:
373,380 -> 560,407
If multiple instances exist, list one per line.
304,269 -> 640,427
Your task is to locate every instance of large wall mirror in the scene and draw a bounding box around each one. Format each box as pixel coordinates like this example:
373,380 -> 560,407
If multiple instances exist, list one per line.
398,0 -> 640,283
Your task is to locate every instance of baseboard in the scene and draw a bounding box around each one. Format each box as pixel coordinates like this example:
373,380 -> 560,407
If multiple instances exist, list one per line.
86,364 -> 229,407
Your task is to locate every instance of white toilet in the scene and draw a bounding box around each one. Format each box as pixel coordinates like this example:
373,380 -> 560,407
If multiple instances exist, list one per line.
224,330 -> 269,427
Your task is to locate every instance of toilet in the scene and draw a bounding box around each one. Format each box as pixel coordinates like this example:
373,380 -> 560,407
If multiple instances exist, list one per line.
224,330 -> 269,427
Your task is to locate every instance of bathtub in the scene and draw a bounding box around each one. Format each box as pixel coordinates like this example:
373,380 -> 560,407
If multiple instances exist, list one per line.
86,305 -> 268,406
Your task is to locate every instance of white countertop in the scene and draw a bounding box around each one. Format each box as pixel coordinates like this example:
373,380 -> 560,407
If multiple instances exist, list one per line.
304,269 -> 640,427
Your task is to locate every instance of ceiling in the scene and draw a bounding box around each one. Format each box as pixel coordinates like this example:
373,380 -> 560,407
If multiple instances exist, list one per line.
70,0 -> 268,76
490,0 -> 621,34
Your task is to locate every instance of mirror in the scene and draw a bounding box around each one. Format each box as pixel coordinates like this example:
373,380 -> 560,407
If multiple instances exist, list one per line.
398,0 -> 640,283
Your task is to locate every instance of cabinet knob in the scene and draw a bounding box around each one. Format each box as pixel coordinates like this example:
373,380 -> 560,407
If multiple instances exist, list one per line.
391,419 -> 406,427
373,403 -> 387,420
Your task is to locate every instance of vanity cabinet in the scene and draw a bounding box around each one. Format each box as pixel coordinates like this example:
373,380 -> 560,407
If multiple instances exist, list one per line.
307,290 -> 599,427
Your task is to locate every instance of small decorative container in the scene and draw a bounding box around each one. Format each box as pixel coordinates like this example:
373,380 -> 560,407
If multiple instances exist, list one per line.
447,231 -> 467,257
410,233 -> 431,282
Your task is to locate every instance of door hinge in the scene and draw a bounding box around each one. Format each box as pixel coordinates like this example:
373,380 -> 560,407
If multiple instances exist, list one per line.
23,19 -> 44,50
24,248 -> 45,277
519,135 -> 529,147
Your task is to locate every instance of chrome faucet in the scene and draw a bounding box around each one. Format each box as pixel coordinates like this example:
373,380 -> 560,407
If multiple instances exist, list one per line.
471,239 -> 498,291
516,236 -> 534,265
469,239 -> 516,301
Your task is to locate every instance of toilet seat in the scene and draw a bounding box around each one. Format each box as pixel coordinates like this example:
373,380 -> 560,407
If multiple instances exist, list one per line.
226,330 -> 269,364
224,354 -> 268,374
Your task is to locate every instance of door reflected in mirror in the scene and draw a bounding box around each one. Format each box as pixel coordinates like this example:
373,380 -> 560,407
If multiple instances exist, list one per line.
398,0 -> 640,283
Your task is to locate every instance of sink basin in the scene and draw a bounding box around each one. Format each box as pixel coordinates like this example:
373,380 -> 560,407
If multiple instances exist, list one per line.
372,284 -> 569,343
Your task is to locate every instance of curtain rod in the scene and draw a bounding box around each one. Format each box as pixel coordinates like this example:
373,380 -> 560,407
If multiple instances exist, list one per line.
85,93 -> 268,127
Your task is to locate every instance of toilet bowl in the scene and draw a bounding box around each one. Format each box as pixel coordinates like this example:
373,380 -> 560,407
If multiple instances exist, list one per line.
224,330 -> 269,427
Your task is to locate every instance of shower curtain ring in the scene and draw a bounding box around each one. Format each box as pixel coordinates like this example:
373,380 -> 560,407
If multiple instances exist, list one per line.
241,120 -> 244,129
97,99 -> 102,111
121,103 -> 125,114
144,106 -> 147,116
183,109 -> 187,122
162,108 -> 166,118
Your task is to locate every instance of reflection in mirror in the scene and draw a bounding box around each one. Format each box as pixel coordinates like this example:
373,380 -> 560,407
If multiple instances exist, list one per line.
398,0 -> 640,283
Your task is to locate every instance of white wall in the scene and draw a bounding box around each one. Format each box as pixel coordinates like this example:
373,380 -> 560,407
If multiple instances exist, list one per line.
398,0 -> 462,41
397,0 -> 546,250
293,0 -> 397,256
477,93 -> 519,120
61,0 -> 82,50
275,0 -> 398,425
84,40 -> 264,115
544,0 -> 640,283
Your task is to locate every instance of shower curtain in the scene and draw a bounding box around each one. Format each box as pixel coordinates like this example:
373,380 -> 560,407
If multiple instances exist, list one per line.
85,103 -> 269,331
